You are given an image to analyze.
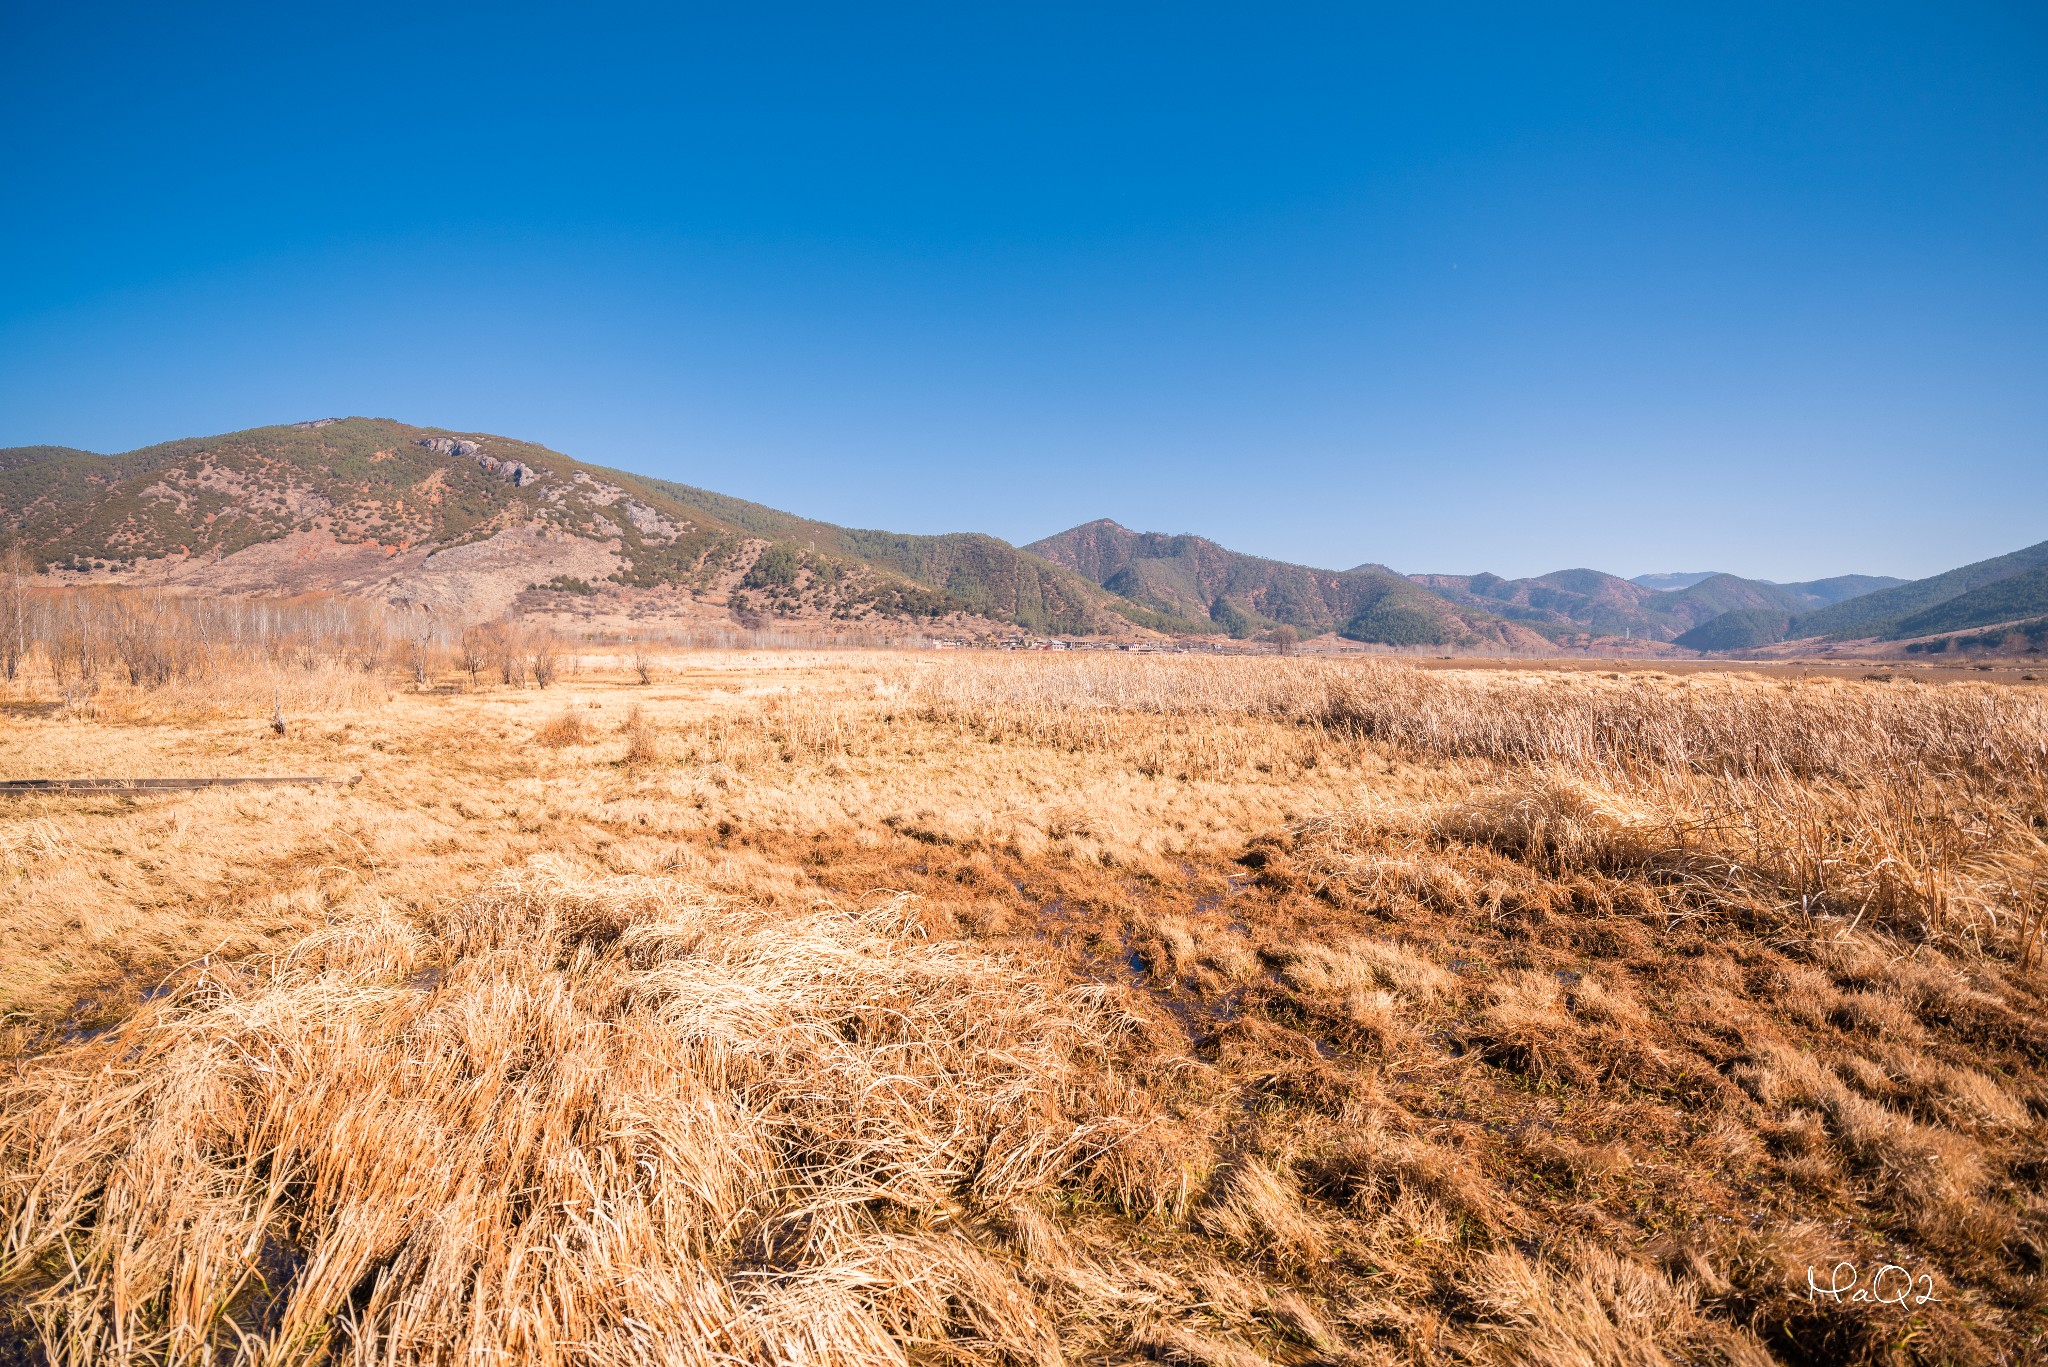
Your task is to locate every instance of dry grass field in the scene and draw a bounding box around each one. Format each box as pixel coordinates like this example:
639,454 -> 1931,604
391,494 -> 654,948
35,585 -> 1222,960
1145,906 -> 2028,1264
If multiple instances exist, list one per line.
1,629 -> 2045,1365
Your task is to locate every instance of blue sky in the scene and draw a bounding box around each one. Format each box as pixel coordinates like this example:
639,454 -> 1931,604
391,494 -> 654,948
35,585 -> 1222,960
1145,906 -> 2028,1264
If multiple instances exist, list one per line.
3,3 -> 2043,581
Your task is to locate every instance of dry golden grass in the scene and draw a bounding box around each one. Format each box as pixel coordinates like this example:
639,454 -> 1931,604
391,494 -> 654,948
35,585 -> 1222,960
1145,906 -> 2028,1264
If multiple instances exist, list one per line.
0,861 -> 1165,1364
2,646 -> 2044,1365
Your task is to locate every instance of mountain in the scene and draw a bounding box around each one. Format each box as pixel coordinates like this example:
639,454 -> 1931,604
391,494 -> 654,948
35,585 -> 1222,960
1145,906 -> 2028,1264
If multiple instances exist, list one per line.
611,475 -> 1120,634
1789,539 -> 2048,641
1670,608 -> 1798,653
1417,566 -> 1905,645
3,416 -> 1531,645
1418,569 -> 1779,641
1677,538 -> 2048,651
1785,574 -> 1909,608
1886,563 -> 2048,639
5,415 -> 1978,652
1669,574 -> 1813,620
1630,570 -> 1903,603
1026,520 -> 1548,648
1629,571 -> 1724,592
0,418 -> 1137,636
0,445 -> 100,473
1415,569 -> 1676,638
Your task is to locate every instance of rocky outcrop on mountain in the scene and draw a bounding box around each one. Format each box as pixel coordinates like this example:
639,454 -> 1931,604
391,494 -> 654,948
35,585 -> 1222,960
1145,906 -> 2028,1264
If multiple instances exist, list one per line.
416,436 -> 537,486
482,456 -> 537,486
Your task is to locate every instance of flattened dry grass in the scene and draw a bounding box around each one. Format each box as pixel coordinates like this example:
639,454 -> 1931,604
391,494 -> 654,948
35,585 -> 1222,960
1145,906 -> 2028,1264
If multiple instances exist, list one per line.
2,651 -> 2044,1364
0,859 -> 1164,1364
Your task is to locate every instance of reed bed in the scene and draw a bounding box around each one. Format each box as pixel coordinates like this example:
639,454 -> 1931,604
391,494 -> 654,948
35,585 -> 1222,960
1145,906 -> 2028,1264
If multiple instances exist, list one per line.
1283,762 -> 2042,952
922,655 -> 2048,954
916,654 -> 2048,782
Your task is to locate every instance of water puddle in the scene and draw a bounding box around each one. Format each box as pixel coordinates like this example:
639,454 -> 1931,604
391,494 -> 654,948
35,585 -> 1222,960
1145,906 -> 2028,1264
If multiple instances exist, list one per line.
1009,859 -> 1279,1053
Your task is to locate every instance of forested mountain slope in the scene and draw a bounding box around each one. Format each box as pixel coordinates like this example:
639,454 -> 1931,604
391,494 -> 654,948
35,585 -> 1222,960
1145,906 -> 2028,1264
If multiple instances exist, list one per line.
1679,538 -> 2048,651
1029,520 -> 1548,648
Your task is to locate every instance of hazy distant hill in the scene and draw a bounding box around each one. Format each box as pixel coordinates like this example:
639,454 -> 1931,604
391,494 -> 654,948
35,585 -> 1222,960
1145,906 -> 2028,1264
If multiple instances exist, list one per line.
1419,566 -> 1905,645
0,418 -> 1145,634
1629,571 -> 1724,591
1414,569 -> 1670,638
1671,574 -> 1814,619
1677,538 -> 2048,650
1630,569 -> 1901,603
1028,520 -> 1547,648
1786,574 -> 1909,608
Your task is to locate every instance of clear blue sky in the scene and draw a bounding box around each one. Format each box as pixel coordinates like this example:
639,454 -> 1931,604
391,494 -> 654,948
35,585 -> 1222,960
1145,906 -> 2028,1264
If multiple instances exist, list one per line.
3,3 -> 2043,581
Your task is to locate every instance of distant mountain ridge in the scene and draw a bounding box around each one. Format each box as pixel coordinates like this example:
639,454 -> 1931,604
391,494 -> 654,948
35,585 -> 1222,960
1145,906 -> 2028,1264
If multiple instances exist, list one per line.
1629,571 -> 1724,591
1677,538 -> 2048,651
1025,520 -> 1548,649
1890,564 -> 2048,639
1783,575 -> 1912,607
1408,567 -> 1900,644
1,416 -> 2030,654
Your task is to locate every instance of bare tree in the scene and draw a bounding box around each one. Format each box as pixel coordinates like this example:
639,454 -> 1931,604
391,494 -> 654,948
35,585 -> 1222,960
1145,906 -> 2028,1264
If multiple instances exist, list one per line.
491,624 -> 527,687
457,625 -> 490,689
405,609 -> 440,688
1,546 -> 26,682
529,628 -> 560,688
629,643 -> 655,685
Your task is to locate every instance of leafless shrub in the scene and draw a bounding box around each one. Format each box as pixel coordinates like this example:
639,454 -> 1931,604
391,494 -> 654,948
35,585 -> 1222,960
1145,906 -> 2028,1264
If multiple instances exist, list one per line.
535,708 -> 589,748
621,703 -> 662,766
